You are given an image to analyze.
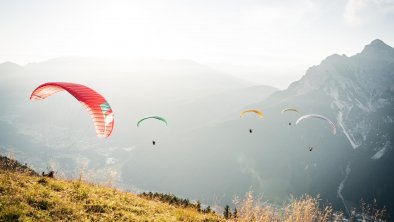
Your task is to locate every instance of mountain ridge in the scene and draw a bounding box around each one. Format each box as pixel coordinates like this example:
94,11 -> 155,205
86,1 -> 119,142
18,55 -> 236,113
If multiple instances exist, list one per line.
242,38 -> 394,214
147,39 -> 394,216
0,39 -> 393,217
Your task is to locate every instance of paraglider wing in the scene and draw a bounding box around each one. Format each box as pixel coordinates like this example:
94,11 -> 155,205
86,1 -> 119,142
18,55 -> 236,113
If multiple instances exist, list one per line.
30,82 -> 114,138
137,116 -> 168,127
240,110 -> 263,118
281,108 -> 299,114
295,114 -> 336,135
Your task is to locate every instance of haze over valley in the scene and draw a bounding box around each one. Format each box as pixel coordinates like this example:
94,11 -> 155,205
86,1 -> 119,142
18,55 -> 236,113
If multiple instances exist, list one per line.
1,39 -> 394,217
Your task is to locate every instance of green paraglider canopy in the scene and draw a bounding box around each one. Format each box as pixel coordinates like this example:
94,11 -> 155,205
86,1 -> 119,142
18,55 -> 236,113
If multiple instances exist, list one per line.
137,116 -> 168,127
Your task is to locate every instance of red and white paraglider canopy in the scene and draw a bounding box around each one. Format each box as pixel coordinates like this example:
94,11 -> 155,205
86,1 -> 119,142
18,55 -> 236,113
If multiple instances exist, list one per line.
30,82 -> 114,138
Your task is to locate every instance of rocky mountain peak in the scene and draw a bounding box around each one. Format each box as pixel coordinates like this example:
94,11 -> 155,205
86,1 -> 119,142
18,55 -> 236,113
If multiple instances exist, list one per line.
359,39 -> 394,59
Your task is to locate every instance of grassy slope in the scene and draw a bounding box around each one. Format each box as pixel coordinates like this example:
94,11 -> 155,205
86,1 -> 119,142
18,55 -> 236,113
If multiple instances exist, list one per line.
0,155 -> 387,221
0,170 -> 224,222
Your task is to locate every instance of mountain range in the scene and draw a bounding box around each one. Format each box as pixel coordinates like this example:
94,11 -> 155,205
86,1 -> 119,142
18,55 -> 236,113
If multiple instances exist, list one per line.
0,39 -> 393,216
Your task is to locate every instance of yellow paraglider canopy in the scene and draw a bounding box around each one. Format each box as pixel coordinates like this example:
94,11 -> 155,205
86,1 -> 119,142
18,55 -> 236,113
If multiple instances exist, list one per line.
240,109 -> 263,118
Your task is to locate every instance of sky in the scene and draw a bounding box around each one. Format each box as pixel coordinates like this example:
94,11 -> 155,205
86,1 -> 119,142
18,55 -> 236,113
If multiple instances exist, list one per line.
0,0 -> 393,88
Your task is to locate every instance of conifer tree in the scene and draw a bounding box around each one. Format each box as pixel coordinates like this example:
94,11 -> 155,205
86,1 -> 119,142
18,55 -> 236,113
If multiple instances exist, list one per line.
233,207 -> 238,218
206,205 -> 211,213
197,200 -> 201,212
223,205 -> 230,219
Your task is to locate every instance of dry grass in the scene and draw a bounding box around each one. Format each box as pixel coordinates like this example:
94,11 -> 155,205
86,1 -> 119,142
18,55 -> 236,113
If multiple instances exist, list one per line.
0,156 -> 387,222
230,191 -> 387,222
355,199 -> 388,222
0,170 -> 224,222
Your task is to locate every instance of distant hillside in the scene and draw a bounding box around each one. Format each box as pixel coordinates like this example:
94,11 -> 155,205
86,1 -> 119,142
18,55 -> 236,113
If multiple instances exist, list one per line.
0,155 -> 38,176
1,56 -> 252,97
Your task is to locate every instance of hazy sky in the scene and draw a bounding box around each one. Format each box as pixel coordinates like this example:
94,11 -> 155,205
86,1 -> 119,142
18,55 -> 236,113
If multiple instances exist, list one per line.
0,0 -> 393,88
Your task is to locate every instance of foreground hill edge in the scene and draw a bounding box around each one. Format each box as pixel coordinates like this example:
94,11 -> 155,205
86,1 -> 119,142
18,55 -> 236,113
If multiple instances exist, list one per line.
0,155 -> 224,221
0,155 -> 388,221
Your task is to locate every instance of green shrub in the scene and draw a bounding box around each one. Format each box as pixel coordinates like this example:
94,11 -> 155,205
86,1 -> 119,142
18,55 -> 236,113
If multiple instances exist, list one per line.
84,204 -> 106,213
50,183 -> 63,192
38,178 -> 48,185
28,198 -> 52,210
0,207 -> 23,222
